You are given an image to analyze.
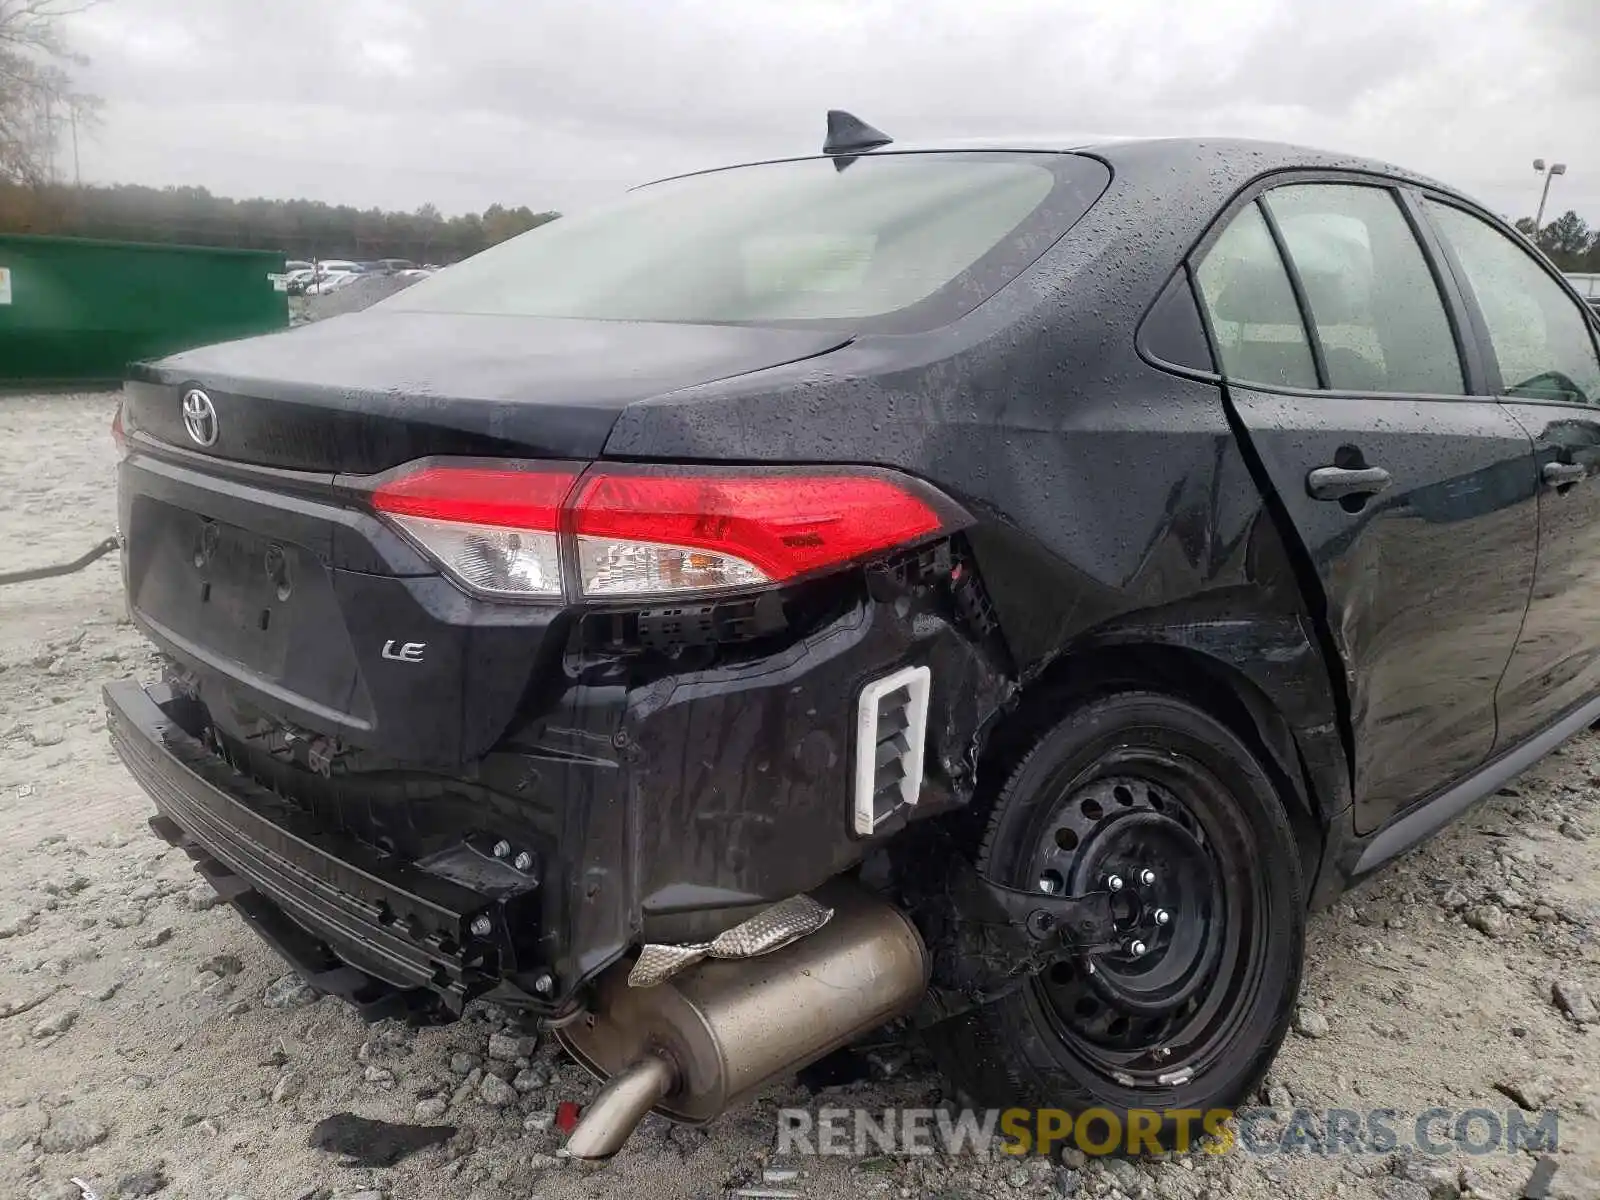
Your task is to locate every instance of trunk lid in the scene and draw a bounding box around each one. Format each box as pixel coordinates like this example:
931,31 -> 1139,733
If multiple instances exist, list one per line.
125,310 -> 850,471
119,311 -> 851,766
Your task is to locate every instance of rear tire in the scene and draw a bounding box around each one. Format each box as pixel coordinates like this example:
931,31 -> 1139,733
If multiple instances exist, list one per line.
927,690 -> 1304,1148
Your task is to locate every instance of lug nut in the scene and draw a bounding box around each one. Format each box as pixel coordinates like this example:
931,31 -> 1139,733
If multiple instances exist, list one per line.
1125,939 -> 1148,956
1038,875 -> 1059,895
1154,908 -> 1171,926
470,915 -> 493,937
1106,874 -> 1124,892
491,840 -> 510,859
1138,868 -> 1157,886
532,972 -> 556,996
514,851 -> 534,872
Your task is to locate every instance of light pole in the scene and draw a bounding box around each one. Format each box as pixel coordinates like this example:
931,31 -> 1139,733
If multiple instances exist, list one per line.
1533,158 -> 1568,240
67,101 -> 81,188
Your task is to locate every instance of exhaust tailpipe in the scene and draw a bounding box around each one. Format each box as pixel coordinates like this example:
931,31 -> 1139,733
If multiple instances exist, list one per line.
562,1054 -> 677,1159
558,881 -> 929,1158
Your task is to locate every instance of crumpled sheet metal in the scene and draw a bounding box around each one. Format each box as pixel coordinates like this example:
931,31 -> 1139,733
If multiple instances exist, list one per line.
627,894 -> 835,987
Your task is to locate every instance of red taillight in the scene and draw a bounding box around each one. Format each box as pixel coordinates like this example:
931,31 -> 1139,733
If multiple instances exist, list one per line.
572,469 -> 945,594
368,460 -> 967,601
372,465 -> 577,530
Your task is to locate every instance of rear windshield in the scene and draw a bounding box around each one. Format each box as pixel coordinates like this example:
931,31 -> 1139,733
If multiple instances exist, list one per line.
385,152 -> 1109,332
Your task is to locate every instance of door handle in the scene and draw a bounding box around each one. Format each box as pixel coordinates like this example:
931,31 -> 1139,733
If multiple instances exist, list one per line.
1306,465 -> 1392,501
1541,461 -> 1588,488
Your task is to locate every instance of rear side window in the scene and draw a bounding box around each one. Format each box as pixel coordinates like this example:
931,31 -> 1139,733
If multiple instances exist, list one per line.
1264,184 -> 1464,395
1427,202 -> 1600,405
1194,203 -> 1319,389
387,153 -> 1110,333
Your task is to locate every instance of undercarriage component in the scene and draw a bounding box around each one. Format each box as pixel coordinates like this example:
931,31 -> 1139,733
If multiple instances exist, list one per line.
106,680 -> 549,1016
916,864 -> 1124,1009
562,1055 -> 677,1160
961,872 -> 1122,954
909,776 -> 1216,1026
559,881 -> 928,1158
628,894 -> 835,987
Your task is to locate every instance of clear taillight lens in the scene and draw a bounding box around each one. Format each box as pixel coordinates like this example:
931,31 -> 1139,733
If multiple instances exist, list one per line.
371,463 -> 579,599
576,537 -> 768,596
368,460 -> 969,602
388,515 -> 563,597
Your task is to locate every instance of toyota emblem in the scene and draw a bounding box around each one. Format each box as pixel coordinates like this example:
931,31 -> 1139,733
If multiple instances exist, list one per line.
181,388 -> 218,447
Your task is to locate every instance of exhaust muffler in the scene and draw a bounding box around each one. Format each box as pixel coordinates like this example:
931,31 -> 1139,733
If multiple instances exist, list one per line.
558,881 -> 929,1158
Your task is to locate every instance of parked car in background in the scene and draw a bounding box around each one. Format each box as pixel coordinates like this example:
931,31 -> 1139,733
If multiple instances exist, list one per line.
1567,275 -> 1600,321
287,260 -> 366,297
363,258 -> 418,274
302,271 -> 362,296
285,259 -> 312,274
108,120 -> 1600,1158
284,267 -> 336,295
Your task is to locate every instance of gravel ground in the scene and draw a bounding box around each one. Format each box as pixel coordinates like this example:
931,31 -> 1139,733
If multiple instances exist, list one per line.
289,274 -> 420,326
6,391 -> 1600,1200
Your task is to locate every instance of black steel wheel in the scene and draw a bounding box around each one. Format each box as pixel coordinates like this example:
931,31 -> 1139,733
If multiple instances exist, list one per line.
927,690 -> 1305,1146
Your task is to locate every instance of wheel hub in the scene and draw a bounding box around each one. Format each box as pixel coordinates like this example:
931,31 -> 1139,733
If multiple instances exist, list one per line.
1028,774 -> 1224,1053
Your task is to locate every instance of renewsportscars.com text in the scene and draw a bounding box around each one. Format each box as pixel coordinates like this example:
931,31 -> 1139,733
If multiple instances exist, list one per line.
776,1106 -> 1559,1158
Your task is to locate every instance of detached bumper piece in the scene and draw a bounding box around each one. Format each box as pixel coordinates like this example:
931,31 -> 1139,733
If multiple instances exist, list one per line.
853,665 -> 931,835
105,679 -> 522,1018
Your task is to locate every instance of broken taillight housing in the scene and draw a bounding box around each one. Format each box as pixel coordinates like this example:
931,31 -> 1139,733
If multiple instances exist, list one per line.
369,459 -> 969,602
569,467 -> 956,597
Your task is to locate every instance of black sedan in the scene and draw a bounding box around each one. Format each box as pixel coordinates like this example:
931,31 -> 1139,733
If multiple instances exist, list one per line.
106,113 -> 1600,1154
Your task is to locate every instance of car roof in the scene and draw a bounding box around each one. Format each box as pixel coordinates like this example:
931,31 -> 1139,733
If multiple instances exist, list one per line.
644,135 -> 1466,207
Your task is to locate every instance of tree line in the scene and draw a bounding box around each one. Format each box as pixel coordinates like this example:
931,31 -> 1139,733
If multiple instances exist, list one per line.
4,175 -> 1589,272
2,3 -> 557,263
1515,212 -> 1600,274
0,181 -> 560,263
0,176 -> 1594,274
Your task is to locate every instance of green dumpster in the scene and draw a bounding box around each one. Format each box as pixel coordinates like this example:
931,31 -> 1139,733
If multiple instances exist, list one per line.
0,234 -> 288,387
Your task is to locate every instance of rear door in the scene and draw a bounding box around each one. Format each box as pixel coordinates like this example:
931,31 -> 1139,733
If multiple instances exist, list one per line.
1420,199 -> 1600,748
1193,179 -> 1539,832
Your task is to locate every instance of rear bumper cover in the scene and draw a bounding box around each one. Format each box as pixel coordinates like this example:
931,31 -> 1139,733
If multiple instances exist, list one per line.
106,679 -> 508,1015
107,553 -> 1010,1016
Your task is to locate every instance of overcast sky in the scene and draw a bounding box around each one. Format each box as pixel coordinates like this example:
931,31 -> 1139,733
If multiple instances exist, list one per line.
59,0 -> 1600,225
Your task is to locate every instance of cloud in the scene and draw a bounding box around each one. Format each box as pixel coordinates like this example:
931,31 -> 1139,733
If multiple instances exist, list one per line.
57,0 -> 1600,224
1536,0 -> 1600,97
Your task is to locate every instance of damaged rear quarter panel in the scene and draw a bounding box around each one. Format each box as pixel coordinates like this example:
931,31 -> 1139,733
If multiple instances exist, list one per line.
611,561 -> 1012,942
604,361 -> 1349,848
601,141 -> 1356,843
492,558 -> 1010,992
